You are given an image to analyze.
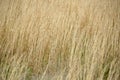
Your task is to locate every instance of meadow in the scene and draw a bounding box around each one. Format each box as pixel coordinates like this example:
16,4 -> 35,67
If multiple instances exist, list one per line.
0,0 -> 120,80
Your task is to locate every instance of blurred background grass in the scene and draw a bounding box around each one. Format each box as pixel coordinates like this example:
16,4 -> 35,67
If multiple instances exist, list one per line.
0,0 -> 120,80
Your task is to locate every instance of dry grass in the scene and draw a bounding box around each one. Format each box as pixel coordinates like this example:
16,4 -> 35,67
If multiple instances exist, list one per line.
0,0 -> 120,80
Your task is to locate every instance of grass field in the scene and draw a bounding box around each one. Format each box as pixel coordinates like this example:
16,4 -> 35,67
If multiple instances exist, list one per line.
0,0 -> 120,80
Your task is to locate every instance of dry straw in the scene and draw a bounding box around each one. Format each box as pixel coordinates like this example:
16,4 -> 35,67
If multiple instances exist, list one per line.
0,0 -> 120,80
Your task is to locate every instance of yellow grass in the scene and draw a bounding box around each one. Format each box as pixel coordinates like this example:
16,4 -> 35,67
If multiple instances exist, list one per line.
0,0 -> 120,80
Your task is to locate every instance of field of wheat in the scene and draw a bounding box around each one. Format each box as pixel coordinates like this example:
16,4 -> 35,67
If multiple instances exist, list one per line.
0,0 -> 120,80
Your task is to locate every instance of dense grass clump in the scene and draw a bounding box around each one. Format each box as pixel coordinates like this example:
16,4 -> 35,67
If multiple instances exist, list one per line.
0,0 -> 120,80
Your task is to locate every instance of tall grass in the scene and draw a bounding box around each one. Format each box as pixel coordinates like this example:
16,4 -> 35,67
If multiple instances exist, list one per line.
0,0 -> 120,80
